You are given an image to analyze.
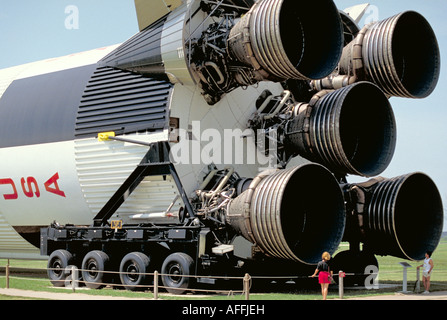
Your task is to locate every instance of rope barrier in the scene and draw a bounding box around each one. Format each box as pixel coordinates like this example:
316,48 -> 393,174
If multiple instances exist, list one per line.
2,264 -> 447,299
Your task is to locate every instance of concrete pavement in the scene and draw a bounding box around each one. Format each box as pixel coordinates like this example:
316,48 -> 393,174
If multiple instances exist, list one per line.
0,288 -> 152,300
344,291 -> 447,300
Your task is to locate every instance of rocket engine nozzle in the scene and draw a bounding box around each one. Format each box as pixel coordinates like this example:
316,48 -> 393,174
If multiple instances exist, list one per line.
227,164 -> 346,265
228,0 -> 344,82
286,82 -> 396,177
339,11 -> 441,98
190,0 -> 344,104
345,173 -> 444,261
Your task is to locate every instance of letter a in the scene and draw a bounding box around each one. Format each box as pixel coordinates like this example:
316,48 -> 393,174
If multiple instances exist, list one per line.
65,5 -> 80,30
44,173 -> 66,198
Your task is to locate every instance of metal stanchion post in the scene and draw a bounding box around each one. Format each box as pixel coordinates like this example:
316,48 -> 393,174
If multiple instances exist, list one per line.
338,271 -> 345,299
154,271 -> 159,300
244,273 -> 251,301
6,259 -> 10,289
71,266 -> 77,293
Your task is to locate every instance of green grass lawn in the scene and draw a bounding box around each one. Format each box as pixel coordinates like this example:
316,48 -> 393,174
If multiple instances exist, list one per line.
373,236 -> 447,282
1,237 -> 446,300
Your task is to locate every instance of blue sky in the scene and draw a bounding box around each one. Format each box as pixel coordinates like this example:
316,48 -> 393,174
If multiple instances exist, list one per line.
0,1 -> 138,67
0,0 -> 446,229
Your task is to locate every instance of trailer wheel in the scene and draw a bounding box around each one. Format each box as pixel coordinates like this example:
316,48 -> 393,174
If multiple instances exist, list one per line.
119,252 -> 151,291
81,250 -> 110,289
161,252 -> 194,294
47,249 -> 73,287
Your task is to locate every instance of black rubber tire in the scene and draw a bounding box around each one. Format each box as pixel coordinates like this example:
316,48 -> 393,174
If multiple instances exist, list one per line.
161,252 -> 194,294
81,250 -> 110,289
119,252 -> 151,291
47,249 -> 73,287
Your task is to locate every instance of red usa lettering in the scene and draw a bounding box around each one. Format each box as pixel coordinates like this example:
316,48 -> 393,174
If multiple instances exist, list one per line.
0,173 -> 66,200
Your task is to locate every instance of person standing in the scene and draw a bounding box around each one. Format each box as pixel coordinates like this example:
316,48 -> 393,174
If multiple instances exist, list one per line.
417,251 -> 434,294
311,252 -> 333,300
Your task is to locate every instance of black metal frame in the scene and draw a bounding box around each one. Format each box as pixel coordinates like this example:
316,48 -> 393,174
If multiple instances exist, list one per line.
41,140 -> 198,257
93,141 -> 195,227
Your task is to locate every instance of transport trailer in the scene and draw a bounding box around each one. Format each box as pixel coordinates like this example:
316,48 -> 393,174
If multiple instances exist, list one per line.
42,224 -> 203,292
40,142 -> 212,293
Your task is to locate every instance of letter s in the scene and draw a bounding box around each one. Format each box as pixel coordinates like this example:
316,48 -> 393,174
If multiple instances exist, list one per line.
21,177 -> 41,198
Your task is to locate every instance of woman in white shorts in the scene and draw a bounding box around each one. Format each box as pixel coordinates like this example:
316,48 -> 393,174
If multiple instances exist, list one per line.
417,251 -> 434,294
